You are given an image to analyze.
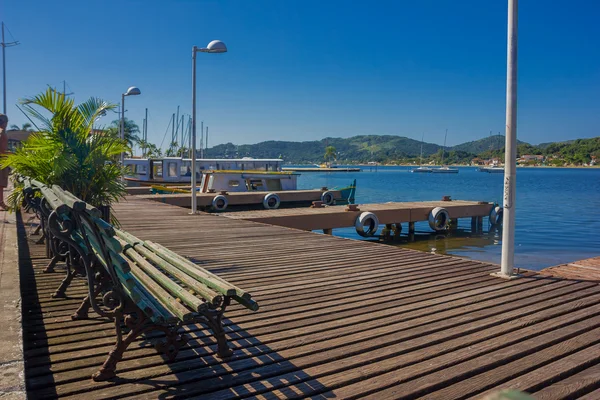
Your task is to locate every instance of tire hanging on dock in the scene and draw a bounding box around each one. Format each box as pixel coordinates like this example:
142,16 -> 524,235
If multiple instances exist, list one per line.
321,191 -> 335,206
428,207 -> 450,231
263,193 -> 281,209
212,195 -> 228,211
489,206 -> 503,226
355,212 -> 379,237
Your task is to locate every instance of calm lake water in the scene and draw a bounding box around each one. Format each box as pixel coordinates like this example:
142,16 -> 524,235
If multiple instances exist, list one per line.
295,166 -> 600,271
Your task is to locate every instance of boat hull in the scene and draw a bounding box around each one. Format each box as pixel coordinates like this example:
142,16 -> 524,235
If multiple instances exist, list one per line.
430,168 -> 459,174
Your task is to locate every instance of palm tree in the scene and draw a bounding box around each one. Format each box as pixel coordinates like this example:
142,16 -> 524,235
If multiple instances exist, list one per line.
324,145 -> 337,167
165,141 -> 179,157
138,139 -> 162,158
105,118 -> 141,148
9,122 -> 34,131
0,88 -> 129,211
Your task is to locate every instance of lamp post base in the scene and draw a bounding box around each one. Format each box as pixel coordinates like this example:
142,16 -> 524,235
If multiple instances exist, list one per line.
490,271 -> 522,280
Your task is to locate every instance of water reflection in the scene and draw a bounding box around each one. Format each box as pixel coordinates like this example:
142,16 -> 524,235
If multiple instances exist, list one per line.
381,226 -> 502,256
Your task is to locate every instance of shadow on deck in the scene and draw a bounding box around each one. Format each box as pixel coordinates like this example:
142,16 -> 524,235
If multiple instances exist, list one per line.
17,216 -> 329,399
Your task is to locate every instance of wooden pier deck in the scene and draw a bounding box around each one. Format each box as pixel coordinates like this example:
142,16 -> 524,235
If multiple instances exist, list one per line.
541,256 -> 600,281
18,197 -> 600,399
220,200 -> 493,231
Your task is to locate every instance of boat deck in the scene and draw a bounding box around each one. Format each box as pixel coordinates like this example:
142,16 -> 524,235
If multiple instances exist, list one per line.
131,189 -> 345,209
219,200 -> 493,231
281,167 -> 361,172
18,197 -> 600,399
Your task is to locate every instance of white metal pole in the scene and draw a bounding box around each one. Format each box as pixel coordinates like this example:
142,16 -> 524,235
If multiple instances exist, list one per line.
120,93 -> 125,165
2,23 -> 6,115
191,46 -> 198,214
500,0 -> 518,277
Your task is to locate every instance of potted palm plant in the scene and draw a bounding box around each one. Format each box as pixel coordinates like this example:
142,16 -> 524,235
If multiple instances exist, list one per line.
0,88 -> 129,221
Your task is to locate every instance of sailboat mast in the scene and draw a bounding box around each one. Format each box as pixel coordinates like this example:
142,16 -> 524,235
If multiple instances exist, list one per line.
441,128 -> 448,166
419,133 -> 424,166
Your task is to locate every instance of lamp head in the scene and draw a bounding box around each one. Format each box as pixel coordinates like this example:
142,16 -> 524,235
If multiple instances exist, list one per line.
124,86 -> 141,96
199,40 -> 227,53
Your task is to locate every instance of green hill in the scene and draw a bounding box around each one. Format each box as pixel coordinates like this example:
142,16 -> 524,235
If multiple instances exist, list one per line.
451,135 -> 527,154
204,135 -> 442,163
201,134 -> 600,165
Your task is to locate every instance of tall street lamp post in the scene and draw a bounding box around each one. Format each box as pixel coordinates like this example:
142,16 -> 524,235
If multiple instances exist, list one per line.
494,0 -> 519,279
191,40 -> 227,214
120,86 -> 141,165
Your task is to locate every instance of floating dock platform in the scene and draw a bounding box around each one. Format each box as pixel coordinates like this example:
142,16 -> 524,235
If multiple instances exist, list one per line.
8,197 -> 600,399
282,166 -> 361,172
221,200 -> 493,232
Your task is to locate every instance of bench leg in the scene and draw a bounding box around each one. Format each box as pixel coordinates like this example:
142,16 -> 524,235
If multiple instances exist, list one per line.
43,254 -> 61,273
203,310 -> 233,358
52,268 -> 75,298
72,284 -> 104,320
93,310 -> 187,382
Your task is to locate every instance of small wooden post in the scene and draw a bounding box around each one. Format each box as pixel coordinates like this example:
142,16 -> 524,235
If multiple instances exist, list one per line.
381,224 -> 393,240
449,218 -> 458,230
471,216 -> 477,232
408,222 -> 415,234
323,228 -> 332,235
393,223 -> 402,239
477,216 -> 483,232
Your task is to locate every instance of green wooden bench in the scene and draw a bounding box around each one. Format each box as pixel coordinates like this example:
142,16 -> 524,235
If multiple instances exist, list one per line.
39,184 -> 259,381
22,179 -> 89,297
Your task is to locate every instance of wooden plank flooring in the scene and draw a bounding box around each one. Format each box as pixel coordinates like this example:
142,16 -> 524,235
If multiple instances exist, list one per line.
541,257 -> 600,281
219,200 -> 493,231
18,197 -> 600,399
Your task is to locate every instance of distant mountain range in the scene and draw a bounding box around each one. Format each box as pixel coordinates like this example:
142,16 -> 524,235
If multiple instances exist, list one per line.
203,135 -> 599,164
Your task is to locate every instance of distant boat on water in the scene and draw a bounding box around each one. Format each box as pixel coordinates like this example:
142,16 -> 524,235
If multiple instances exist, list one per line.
478,166 -> 504,173
431,166 -> 459,174
430,129 -> 459,174
411,134 -> 434,173
412,166 -> 434,173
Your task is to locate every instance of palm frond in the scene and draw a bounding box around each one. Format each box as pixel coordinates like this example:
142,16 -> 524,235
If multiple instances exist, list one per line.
7,89 -> 129,218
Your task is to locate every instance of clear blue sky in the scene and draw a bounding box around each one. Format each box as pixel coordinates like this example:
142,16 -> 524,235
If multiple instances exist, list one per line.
2,0 -> 599,148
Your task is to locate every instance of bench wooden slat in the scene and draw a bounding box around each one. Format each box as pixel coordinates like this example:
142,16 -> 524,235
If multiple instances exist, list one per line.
38,185 -> 69,215
146,240 -> 254,302
119,240 -> 208,314
132,242 -> 223,306
116,229 -> 248,300
52,185 -> 86,212
116,232 -> 223,305
113,259 -> 176,324
80,223 -> 130,274
231,295 -> 260,312
52,185 -> 102,218
92,216 -> 115,237
120,249 -> 197,321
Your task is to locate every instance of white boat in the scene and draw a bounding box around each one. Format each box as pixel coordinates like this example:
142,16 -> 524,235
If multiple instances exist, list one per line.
150,170 -> 358,206
430,129 -> 459,174
123,157 -> 284,187
411,134 -> 434,173
411,166 -> 433,173
479,166 -> 504,173
431,166 -> 459,174
198,170 -> 299,193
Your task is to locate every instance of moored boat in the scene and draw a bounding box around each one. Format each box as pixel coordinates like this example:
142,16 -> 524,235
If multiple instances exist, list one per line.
124,157 -> 284,187
431,166 -> 459,174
